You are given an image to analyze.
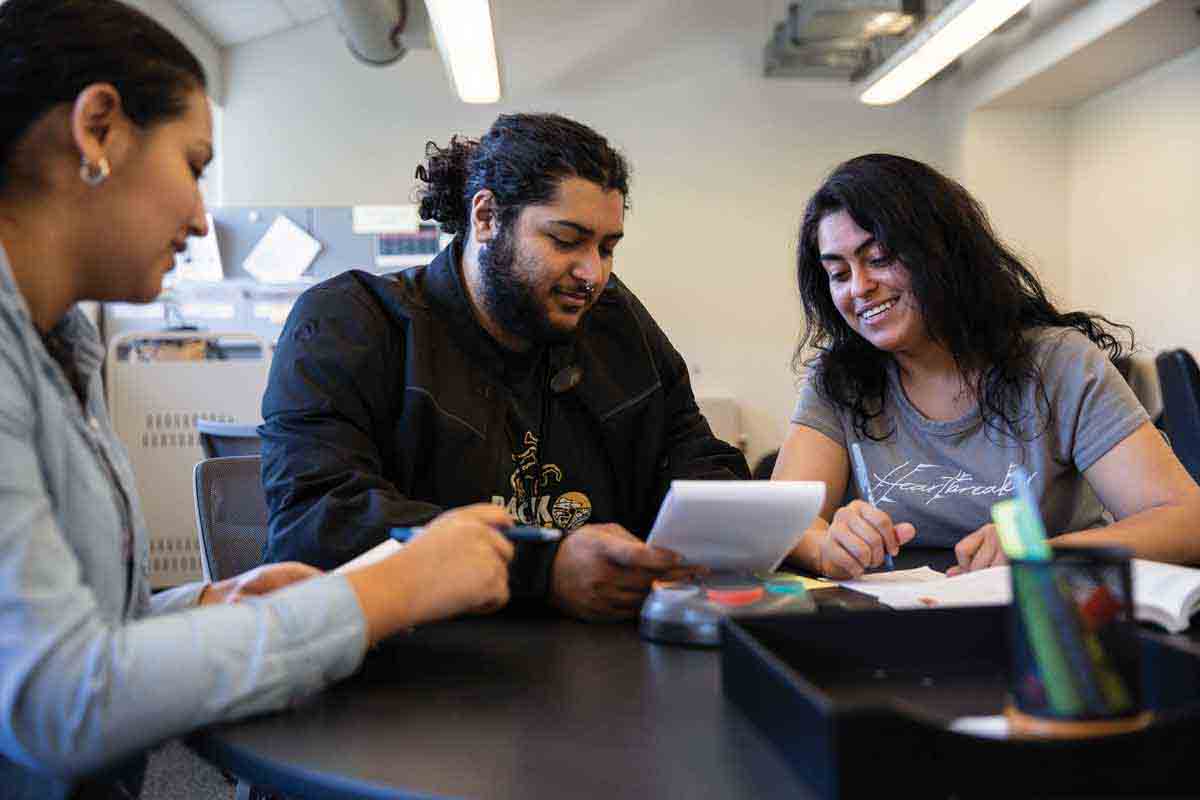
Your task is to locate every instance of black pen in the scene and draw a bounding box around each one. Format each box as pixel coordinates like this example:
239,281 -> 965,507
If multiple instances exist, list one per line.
389,525 -> 562,544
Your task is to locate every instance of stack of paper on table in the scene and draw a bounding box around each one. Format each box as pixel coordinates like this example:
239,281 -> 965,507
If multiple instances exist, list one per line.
841,560 -> 1200,634
841,566 -> 1011,610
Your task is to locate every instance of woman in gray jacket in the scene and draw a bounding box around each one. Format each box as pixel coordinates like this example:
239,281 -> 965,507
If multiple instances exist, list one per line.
0,2 -> 515,797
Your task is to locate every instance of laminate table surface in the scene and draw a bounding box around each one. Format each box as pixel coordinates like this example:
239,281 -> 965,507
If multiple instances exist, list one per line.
185,549 -> 1023,799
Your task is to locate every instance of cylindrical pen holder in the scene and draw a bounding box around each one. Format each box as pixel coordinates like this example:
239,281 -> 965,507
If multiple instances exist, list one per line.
1005,546 -> 1152,737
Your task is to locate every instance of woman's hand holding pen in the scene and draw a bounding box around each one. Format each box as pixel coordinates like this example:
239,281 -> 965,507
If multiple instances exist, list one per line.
819,500 -> 916,579
346,504 -> 515,645
947,523 -> 1008,576
389,504 -> 516,620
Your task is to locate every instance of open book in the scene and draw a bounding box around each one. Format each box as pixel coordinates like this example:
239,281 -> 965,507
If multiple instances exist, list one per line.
841,560 -> 1200,634
1131,560 -> 1200,634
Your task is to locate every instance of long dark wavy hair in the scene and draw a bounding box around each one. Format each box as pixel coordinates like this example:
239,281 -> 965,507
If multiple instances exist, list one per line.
413,112 -> 630,235
793,153 -> 1132,442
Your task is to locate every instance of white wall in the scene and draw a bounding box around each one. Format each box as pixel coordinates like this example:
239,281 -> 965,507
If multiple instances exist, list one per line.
958,109 -> 1071,303
219,0 -> 953,466
125,0 -> 224,202
1067,46 -> 1200,355
932,0 -> 1188,313
944,0 -> 1156,112
126,0 -> 222,102
934,0 -> 1200,357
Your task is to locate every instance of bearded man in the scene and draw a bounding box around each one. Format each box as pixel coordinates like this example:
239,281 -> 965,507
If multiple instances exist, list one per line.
260,113 -> 748,620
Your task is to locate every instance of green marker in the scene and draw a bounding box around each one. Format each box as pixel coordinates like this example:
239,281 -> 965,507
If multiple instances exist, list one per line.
991,500 -> 1028,560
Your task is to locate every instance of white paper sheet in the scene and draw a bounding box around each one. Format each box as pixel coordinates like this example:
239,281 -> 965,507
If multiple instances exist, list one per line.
333,538 -> 403,574
352,204 -> 420,234
843,566 -> 946,586
840,560 -> 1200,633
843,565 -> 1012,609
645,480 -> 825,573
948,715 -> 1010,739
243,214 -> 322,283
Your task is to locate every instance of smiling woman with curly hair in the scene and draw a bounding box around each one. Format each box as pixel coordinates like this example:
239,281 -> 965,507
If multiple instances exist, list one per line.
773,153 -> 1200,579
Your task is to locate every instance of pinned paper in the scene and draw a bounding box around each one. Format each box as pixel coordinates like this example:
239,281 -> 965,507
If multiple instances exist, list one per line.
243,215 -> 322,283
352,204 -> 420,234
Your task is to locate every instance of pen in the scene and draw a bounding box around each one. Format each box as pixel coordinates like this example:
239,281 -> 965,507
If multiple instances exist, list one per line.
389,525 -> 562,544
850,442 -> 893,571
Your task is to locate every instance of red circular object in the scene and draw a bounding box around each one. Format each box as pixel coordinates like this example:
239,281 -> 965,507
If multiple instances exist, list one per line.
705,586 -> 765,607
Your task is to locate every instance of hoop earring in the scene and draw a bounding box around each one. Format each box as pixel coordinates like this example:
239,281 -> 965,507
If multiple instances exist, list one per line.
80,156 -> 110,187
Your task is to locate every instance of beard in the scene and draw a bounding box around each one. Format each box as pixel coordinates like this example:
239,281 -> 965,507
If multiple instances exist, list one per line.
477,224 -> 579,347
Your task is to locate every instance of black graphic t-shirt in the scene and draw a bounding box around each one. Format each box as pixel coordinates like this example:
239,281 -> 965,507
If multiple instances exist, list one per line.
493,348 -> 616,533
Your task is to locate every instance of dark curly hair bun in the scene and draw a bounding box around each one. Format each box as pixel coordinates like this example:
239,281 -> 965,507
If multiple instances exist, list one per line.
414,113 -> 630,239
414,136 -> 478,234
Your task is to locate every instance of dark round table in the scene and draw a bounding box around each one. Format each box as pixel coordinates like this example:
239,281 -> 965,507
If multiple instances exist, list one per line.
188,550 -> 967,798
190,613 -> 819,799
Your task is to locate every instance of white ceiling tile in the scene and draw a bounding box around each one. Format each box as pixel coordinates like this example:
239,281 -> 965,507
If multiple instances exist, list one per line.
173,0 -> 317,47
279,0 -> 330,24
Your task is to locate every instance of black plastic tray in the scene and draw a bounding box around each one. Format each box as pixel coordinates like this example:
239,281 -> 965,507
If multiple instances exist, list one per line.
721,605 -> 1200,799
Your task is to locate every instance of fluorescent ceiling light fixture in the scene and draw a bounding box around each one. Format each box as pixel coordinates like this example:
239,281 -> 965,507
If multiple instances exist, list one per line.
858,0 -> 1031,105
425,0 -> 501,104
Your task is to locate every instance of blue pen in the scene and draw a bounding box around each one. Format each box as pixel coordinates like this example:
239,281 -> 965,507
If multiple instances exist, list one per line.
389,525 -> 562,544
850,442 -> 894,570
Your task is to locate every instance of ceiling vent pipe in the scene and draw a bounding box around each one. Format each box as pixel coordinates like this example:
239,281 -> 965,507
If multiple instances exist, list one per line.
764,0 -> 923,79
326,0 -> 432,66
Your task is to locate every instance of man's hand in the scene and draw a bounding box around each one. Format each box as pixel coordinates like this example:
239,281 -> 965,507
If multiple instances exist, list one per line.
947,523 -> 1008,576
550,523 -> 694,621
199,562 -> 323,605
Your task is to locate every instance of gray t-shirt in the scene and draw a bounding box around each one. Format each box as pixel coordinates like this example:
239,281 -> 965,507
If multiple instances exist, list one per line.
791,328 -> 1148,547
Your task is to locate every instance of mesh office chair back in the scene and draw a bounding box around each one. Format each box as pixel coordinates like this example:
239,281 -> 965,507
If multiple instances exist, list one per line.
196,419 -> 262,458
1156,349 -> 1200,484
193,455 -> 269,581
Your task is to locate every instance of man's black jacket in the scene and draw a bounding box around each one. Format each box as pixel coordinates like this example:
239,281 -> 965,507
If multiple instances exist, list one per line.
259,240 -> 749,595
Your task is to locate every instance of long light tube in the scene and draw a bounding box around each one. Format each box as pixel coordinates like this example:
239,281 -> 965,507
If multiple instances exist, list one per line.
859,0 -> 1031,105
424,0 -> 501,104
